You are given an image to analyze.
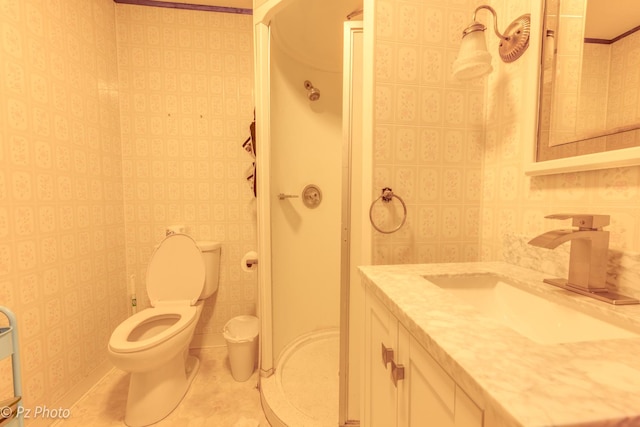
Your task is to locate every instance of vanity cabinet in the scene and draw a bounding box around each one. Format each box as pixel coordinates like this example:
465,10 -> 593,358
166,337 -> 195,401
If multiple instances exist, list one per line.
363,291 -> 483,427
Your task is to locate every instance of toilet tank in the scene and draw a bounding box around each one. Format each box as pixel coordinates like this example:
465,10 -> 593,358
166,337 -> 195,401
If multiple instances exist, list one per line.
197,241 -> 221,299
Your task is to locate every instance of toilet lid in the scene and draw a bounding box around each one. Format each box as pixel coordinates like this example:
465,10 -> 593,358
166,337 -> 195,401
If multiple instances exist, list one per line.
146,234 -> 205,306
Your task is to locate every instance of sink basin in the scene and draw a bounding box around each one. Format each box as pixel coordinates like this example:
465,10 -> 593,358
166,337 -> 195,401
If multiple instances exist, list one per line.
424,273 -> 639,345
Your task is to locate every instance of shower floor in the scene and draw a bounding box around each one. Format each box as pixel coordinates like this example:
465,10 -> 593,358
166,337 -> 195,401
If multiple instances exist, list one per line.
261,329 -> 339,427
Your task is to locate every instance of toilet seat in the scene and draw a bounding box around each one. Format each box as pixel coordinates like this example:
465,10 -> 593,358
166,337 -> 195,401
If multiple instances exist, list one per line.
109,305 -> 197,353
109,234 -> 205,355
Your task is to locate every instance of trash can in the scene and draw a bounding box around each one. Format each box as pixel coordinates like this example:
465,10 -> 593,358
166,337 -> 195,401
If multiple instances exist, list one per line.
223,315 -> 260,382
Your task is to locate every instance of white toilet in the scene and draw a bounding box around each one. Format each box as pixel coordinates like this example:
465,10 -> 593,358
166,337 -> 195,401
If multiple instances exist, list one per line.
108,233 -> 221,427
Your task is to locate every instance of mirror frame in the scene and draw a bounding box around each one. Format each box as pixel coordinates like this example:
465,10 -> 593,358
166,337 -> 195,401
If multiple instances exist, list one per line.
524,0 -> 640,176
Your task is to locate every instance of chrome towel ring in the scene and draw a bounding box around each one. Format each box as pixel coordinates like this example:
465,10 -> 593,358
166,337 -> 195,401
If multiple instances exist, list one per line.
369,187 -> 407,234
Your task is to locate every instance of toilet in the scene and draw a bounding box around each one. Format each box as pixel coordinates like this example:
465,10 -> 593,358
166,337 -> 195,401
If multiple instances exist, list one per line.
108,233 -> 221,427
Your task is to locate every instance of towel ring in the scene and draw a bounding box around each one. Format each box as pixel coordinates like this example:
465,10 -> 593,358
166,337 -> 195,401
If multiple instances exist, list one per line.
369,187 -> 407,234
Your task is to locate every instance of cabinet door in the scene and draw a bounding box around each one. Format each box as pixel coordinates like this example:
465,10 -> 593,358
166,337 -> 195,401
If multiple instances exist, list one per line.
362,291 -> 484,427
454,387 -> 483,427
363,293 -> 397,427
398,325 -> 457,427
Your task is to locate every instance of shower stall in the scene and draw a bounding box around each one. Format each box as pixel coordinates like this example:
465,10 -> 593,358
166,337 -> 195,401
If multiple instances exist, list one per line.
253,0 -> 370,425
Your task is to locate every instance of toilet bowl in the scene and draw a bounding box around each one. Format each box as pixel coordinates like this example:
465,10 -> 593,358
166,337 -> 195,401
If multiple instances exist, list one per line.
108,234 -> 221,427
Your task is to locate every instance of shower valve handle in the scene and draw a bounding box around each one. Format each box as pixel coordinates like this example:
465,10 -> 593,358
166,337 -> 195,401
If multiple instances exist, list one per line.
278,193 -> 299,200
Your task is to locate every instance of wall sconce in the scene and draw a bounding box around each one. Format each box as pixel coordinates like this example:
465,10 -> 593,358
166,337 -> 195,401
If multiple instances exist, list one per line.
452,5 -> 531,80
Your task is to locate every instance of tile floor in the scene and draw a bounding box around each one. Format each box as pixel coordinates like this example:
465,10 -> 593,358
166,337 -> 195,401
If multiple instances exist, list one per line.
53,347 -> 270,427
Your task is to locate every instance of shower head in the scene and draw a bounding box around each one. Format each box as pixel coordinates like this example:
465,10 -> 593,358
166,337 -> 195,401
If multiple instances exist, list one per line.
307,87 -> 320,101
304,80 -> 320,101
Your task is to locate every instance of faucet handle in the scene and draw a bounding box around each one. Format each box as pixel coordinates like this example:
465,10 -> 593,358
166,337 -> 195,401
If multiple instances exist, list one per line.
545,214 -> 610,229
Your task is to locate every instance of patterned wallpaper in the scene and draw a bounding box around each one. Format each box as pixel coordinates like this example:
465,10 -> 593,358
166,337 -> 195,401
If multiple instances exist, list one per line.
372,0 -> 485,264
576,43 -> 609,135
606,29 -> 640,131
3,0 -> 640,418
115,4 -> 256,346
373,0 -> 640,296
0,0 -> 256,419
0,0 -> 126,412
481,0 -> 640,295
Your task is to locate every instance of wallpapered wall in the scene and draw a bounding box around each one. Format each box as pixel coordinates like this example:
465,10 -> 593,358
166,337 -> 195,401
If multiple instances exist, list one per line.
0,0 -> 126,411
480,0 -> 640,289
115,4 -> 256,347
374,0 -> 640,290
0,0 -> 256,417
372,0 -> 485,264
3,0 -> 640,419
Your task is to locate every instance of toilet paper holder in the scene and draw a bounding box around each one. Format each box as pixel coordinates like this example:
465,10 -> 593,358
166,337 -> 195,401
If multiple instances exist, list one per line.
241,251 -> 259,272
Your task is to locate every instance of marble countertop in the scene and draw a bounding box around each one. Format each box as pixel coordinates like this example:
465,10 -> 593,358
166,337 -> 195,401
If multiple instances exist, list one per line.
359,262 -> 640,427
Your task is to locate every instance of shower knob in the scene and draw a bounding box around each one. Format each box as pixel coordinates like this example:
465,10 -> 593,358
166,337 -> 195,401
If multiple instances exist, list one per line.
302,184 -> 322,209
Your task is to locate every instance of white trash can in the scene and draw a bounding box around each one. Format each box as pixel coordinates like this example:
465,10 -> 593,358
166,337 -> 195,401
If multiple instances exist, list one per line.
223,315 -> 260,382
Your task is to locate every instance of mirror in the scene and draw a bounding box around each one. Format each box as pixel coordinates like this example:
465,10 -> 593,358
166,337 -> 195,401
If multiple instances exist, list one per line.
529,0 -> 640,175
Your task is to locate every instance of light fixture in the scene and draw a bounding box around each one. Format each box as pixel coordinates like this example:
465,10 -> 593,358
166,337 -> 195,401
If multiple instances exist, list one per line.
452,5 -> 531,81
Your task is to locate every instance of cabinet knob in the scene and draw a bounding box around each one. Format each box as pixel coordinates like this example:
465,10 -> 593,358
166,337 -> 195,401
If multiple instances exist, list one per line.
391,360 -> 405,386
381,343 -> 394,367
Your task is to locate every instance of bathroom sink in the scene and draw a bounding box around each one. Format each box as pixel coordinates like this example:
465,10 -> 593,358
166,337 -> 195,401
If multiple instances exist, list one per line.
423,273 -> 639,345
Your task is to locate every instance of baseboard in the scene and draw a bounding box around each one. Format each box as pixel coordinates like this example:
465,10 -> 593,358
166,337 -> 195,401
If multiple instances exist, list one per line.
190,332 -> 226,349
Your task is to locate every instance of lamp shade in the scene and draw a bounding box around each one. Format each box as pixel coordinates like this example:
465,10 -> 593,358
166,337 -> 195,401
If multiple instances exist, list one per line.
452,23 -> 493,80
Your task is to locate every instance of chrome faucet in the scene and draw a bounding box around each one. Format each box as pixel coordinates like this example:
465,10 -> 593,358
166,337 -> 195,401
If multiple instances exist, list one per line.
528,214 -> 638,305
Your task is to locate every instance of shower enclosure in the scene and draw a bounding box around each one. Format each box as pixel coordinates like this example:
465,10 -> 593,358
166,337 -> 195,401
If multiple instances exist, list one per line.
253,0 -> 370,425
